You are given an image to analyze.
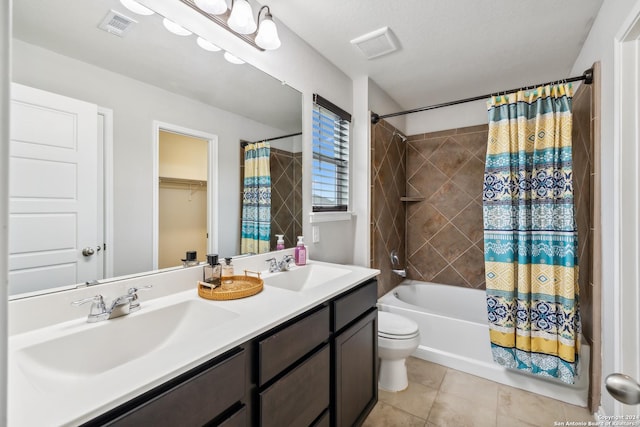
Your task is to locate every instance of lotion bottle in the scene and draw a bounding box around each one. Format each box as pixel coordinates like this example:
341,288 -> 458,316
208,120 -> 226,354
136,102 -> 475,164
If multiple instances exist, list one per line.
276,234 -> 285,250
294,236 -> 307,266
222,257 -> 234,284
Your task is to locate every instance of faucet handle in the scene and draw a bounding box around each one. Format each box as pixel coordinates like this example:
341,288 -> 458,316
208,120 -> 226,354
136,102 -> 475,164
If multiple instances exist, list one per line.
72,295 -> 108,322
127,285 -> 152,312
265,257 -> 278,272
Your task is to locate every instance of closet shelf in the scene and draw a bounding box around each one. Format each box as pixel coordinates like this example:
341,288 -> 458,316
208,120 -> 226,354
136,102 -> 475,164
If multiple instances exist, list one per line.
400,196 -> 425,202
159,176 -> 207,186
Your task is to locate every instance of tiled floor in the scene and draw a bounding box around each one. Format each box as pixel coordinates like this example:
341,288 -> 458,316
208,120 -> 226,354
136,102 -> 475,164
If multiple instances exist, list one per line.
364,357 -> 594,427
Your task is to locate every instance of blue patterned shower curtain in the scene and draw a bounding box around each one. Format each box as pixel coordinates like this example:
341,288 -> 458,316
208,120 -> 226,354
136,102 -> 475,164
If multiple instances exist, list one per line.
483,84 -> 581,384
241,142 -> 271,254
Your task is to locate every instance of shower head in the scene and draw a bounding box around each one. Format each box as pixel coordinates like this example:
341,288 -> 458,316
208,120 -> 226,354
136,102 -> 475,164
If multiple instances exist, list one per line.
393,129 -> 407,142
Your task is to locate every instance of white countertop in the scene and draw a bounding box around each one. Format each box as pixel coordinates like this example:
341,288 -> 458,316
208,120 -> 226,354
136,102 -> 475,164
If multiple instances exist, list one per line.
8,254 -> 379,426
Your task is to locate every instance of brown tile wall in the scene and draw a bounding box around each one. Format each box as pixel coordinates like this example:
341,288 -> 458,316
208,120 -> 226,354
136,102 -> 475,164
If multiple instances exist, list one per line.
405,125 -> 488,289
238,145 -> 302,252
370,120 -> 407,297
572,62 -> 601,412
270,148 -> 302,250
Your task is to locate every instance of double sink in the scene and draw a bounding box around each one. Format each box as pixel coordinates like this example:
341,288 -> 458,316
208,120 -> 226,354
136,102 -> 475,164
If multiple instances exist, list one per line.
12,262 -> 352,399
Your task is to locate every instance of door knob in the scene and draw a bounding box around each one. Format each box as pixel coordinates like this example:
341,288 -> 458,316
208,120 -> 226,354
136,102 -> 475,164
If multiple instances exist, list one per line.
82,247 -> 95,256
606,373 -> 640,405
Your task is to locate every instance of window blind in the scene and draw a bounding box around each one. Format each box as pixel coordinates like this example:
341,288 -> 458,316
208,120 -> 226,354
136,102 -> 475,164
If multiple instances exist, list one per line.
312,94 -> 350,212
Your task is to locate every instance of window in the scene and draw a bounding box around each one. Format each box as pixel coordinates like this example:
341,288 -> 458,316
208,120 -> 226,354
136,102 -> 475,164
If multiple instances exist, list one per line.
312,94 -> 351,212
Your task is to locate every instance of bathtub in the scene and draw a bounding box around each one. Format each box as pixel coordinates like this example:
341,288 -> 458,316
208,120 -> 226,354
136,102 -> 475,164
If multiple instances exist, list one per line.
377,280 -> 589,407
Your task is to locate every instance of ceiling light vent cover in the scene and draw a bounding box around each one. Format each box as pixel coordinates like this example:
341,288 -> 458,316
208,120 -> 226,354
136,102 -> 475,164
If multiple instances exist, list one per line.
98,10 -> 137,37
350,27 -> 398,60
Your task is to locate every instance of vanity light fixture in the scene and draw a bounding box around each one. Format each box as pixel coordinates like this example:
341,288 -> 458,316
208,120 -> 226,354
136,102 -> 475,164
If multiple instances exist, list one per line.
119,0 -> 154,16
162,18 -> 193,36
223,51 -> 245,64
193,0 -> 227,15
255,6 -> 280,50
227,0 -> 257,35
196,36 -> 222,51
182,0 -> 281,51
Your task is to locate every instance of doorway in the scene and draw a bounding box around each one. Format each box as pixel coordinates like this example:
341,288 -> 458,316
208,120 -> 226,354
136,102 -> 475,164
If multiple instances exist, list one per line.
152,122 -> 218,270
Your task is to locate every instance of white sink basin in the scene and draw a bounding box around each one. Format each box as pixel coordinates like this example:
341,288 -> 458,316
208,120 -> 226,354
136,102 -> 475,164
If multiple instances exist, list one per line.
263,263 -> 351,292
16,299 -> 238,378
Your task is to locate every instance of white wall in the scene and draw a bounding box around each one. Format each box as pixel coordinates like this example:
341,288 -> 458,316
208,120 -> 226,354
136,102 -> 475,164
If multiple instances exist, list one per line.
139,0 -> 354,264
12,40 -> 294,275
570,0 -> 640,415
0,0 -> 9,422
405,99 -> 487,135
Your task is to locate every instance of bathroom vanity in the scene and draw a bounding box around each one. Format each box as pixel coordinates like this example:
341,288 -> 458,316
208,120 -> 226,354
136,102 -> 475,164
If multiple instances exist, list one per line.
8,254 -> 379,426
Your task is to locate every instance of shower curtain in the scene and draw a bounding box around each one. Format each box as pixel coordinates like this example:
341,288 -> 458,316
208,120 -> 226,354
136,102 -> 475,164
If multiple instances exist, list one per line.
482,84 -> 580,384
241,142 -> 271,254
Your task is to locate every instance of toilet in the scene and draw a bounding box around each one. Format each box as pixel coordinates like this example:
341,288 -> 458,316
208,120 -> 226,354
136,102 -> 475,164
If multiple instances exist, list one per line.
377,311 -> 420,392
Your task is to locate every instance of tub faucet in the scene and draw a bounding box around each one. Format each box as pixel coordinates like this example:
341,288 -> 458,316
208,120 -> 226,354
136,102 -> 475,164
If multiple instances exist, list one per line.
72,285 -> 152,323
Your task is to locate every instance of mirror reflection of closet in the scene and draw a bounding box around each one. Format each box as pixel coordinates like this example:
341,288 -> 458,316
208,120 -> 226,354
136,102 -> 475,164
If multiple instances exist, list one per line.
158,130 -> 208,268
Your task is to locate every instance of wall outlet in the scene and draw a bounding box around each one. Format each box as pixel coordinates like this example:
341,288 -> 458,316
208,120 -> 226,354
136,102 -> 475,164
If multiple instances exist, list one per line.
312,226 -> 320,243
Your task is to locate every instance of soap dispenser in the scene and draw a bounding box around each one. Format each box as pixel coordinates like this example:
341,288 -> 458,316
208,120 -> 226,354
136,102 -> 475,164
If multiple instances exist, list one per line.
222,257 -> 234,284
276,234 -> 285,250
294,236 -> 307,266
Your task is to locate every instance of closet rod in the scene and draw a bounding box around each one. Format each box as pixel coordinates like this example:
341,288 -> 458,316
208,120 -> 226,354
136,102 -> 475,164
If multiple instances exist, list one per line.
241,132 -> 303,147
371,68 -> 593,124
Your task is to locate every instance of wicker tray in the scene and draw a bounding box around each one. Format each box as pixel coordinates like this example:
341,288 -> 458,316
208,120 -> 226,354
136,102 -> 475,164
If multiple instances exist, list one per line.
197,270 -> 263,300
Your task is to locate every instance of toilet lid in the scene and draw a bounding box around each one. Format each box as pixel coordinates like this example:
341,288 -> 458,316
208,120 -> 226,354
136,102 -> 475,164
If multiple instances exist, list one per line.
378,311 -> 419,337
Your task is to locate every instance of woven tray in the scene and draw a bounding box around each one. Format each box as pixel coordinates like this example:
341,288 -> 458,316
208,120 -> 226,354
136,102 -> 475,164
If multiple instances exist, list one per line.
197,270 -> 263,300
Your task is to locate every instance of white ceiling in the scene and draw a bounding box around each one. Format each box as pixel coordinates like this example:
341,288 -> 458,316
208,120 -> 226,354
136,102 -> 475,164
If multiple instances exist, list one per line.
267,0 -> 604,112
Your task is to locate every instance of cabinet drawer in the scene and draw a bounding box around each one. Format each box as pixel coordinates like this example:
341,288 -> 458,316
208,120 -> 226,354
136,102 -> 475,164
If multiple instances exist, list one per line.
106,349 -> 246,427
333,279 -> 377,332
258,305 -> 330,385
259,344 -> 330,427
217,405 -> 246,427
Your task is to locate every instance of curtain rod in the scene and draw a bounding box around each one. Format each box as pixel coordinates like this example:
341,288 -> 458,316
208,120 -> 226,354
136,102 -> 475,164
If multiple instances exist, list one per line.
371,68 -> 594,124
241,132 -> 303,147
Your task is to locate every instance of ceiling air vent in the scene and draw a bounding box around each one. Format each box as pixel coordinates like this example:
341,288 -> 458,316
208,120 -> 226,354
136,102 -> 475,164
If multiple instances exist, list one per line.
350,27 -> 399,60
98,10 -> 137,37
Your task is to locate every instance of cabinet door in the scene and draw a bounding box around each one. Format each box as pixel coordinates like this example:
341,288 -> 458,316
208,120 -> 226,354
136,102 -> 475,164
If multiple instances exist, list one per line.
94,349 -> 246,427
334,309 -> 378,427
259,344 -> 330,427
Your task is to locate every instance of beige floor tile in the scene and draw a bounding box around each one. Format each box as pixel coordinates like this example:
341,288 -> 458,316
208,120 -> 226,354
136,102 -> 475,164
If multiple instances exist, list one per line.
562,403 -> 595,422
427,391 -> 497,427
407,357 -> 448,389
496,414 -> 539,427
362,401 -> 426,427
379,381 -> 438,419
439,369 -> 499,409
497,385 -> 564,426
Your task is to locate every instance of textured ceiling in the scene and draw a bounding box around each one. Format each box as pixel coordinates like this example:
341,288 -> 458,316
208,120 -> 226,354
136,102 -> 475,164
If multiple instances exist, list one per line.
266,0 -> 604,111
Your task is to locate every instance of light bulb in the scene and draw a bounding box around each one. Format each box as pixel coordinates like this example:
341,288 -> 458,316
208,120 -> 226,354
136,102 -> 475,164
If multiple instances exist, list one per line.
194,0 -> 227,15
119,0 -> 154,15
224,52 -> 245,64
227,0 -> 257,35
256,16 -> 280,50
197,37 -> 222,52
162,18 -> 192,36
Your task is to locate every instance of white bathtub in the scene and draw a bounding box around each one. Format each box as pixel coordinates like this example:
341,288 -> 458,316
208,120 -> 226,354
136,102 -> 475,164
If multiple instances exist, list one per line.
378,280 -> 589,407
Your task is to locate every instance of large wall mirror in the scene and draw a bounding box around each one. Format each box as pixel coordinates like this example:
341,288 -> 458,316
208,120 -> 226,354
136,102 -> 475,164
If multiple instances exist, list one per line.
9,0 -> 302,297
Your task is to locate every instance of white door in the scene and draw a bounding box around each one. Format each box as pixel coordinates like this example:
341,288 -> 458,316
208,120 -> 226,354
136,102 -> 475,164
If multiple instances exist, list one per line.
9,83 -> 99,295
609,3 -> 640,413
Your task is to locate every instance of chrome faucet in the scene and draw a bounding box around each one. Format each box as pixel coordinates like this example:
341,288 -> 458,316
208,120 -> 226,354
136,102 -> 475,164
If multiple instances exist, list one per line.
72,285 -> 152,323
266,255 -> 295,273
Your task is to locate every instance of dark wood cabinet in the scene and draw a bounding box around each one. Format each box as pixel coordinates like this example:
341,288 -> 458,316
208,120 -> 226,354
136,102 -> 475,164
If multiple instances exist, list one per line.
333,309 -> 378,427
84,347 -> 247,427
86,279 -> 378,427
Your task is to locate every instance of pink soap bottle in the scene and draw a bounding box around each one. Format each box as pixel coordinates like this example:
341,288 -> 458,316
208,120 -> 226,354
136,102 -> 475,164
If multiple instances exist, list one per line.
294,236 -> 307,266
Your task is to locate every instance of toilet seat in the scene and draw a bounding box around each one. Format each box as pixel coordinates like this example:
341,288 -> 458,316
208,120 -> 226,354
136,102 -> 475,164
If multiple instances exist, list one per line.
378,311 -> 419,339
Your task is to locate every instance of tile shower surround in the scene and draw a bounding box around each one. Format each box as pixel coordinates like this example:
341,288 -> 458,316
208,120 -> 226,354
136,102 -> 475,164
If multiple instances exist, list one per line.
370,77 -> 598,408
238,146 -> 302,251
